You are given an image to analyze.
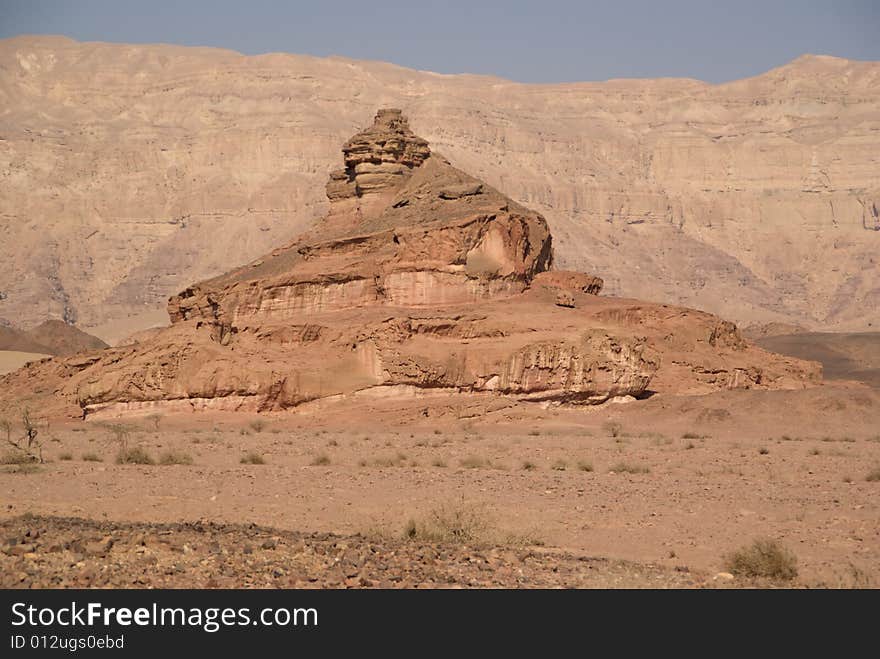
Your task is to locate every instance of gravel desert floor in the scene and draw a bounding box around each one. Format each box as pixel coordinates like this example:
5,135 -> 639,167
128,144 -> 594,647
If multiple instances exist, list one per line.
2,382 -> 879,588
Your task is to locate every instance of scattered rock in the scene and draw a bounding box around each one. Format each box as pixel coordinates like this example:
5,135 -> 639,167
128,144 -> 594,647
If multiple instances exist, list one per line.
555,291 -> 575,308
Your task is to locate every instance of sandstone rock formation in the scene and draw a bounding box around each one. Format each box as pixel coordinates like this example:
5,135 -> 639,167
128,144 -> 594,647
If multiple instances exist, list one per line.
0,111 -> 819,419
0,37 -> 877,339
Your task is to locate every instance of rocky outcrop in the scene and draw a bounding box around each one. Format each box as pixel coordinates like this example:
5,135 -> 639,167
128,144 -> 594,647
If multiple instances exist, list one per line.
168,111 -> 553,331
0,111 -> 820,419
326,109 -> 430,202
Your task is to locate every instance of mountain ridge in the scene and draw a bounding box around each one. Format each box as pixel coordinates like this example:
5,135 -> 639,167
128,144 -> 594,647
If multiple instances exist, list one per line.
1,36 -> 877,339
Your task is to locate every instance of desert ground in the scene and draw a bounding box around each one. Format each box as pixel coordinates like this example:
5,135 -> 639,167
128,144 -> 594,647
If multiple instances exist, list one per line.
3,376 -> 879,588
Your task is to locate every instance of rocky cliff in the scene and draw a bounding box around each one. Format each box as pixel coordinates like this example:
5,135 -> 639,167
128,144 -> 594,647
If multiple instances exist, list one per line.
0,111 -> 819,419
0,37 -> 877,340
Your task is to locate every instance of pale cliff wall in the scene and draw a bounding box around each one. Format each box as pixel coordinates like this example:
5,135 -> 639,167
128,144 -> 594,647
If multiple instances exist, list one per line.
0,37 -> 877,337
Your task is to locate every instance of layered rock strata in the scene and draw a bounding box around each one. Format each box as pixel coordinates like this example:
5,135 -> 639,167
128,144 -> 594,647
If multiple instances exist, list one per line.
0,111 -> 820,419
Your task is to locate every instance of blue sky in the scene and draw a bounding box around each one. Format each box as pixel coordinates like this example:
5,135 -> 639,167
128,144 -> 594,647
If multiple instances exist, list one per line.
1,0 -> 878,83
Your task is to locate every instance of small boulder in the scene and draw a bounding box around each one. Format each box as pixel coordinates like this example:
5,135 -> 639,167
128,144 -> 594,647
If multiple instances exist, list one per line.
555,291 -> 576,308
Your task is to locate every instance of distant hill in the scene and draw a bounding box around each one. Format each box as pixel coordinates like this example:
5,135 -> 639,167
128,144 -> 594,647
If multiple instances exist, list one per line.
0,320 -> 108,356
0,326 -> 52,354
755,332 -> 880,388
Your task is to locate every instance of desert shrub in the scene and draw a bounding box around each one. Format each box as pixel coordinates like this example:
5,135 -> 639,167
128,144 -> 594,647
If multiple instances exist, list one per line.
240,452 -> 266,465
1,450 -> 36,465
724,539 -> 798,580
58,452 -> 73,461
459,455 -> 488,469
372,452 -> 407,468
159,450 -> 193,466
403,504 -> 491,544
551,459 -> 567,471
2,410 -> 43,463
145,413 -> 163,431
759,447 -> 770,455
576,460 -> 594,472
610,462 -> 649,474
310,453 -> 331,466
521,460 -> 537,471
116,446 -> 154,465
5,463 -> 42,474
866,467 -> 880,482
602,421 -> 623,438
249,419 -> 267,433
81,452 -> 103,462
681,432 -> 706,439
431,458 -> 447,468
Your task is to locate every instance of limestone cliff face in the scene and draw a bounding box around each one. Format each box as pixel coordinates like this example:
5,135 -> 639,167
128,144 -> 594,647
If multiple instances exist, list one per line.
0,111 -> 819,420
0,37 -> 877,339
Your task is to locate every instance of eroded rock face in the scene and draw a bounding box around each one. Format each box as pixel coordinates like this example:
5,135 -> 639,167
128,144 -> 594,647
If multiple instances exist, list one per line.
168,111 -> 553,331
326,109 -> 430,201
0,111 -> 821,419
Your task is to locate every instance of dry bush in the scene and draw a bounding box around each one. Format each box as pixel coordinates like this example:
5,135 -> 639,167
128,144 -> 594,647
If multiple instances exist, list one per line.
249,419 -> 267,433
158,450 -> 194,466
610,462 -> 650,474
866,467 -> 880,482
82,452 -> 103,462
403,504 -> 492,544
310,453 -> 331,466
116,446 -> 154,465
602,421 -> 623,438
2,410 -> 44,464
240,452 -> 266,465
576,460 -> 594,472
371,452 -> 408,468
1,450 -> 35,465
4,463 -> 42,474
724,539 -> 798,581
459,455 -> 488,469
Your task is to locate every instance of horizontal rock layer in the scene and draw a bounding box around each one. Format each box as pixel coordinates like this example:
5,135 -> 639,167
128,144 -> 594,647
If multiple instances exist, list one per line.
0,285 -> 819,419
